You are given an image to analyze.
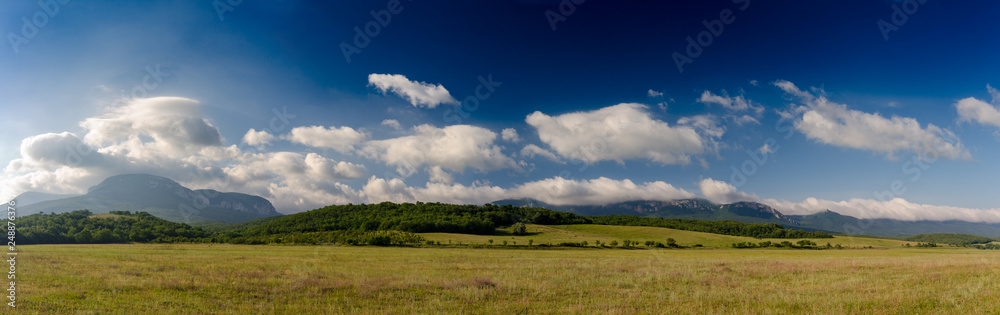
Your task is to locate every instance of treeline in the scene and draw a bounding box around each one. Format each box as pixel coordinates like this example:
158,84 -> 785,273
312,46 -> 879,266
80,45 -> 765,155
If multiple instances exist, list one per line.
12,202 -> 835,245
731,240 -> 844,249
588,215 -> 833,239
216,202 -> 588,240
217,230 -> 424,246
12,210 -> 207,244
902,233 -> 994,246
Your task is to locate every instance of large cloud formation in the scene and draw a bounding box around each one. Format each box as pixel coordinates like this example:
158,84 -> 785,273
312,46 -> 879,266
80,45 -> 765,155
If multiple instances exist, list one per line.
0,97 -> 367,211
775,81 -> 969,160
360,124 -> 516,176
525,103 -> 710,164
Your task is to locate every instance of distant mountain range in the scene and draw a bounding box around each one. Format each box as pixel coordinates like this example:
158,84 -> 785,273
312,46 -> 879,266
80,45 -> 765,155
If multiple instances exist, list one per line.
16,174 -> 282,223
491,198 -> 1000,238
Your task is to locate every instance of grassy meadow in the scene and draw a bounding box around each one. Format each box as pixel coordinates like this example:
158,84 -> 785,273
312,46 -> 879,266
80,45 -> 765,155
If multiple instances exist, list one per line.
419,224 -> 913,249
15,224 -> 1000,314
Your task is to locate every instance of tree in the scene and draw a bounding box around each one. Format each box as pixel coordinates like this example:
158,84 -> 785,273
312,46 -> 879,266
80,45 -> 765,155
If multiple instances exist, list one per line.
75,230 -> 93,243
609,240 -> 619,247
511,222 -> 527,235
666,238 -> 677,248
528,239 -> 534,246
93,229 -> 116,243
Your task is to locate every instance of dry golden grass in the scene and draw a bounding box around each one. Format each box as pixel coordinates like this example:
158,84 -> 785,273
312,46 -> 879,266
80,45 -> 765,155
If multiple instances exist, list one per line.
13,244 -> 1000,314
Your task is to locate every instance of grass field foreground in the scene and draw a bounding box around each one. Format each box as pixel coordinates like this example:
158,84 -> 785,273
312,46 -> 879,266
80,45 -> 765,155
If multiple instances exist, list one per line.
17,244 -> 1000,314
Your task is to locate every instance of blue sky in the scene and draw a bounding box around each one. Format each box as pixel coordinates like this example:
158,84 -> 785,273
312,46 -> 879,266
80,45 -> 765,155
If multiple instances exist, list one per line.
2,1 -> 1000,221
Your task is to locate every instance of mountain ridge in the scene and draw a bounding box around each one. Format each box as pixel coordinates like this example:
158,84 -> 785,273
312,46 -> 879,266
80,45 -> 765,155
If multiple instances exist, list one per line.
19,174 -> 281,223
491,198 -> 1000,238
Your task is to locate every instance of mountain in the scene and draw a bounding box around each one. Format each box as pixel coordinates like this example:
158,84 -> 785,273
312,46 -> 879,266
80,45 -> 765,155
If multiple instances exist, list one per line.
11,192 -> 81,207
492,198 -> 1000,237
787,211 -> 1000,238
19,174 -> 281,223
491,198 -> 797,225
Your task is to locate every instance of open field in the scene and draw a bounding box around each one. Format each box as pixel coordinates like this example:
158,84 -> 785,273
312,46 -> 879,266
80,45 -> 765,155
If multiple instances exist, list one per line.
17,243 -> 1000,314
419,224 -> 915,249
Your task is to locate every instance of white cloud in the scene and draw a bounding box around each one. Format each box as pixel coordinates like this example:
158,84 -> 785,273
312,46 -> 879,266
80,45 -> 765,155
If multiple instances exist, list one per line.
242,129 -> 274,146
731,114 -> 760,126
360,124 -> 516,176
648,89 -> 664,97
759,143 -> 772,154
284,125 -> 368,154
775,80 -> 969,160
368,73 -> 459,108
749,80 -> 759,86
357,176 -> 695,206
519,144 -> 561,163
17,132 -> 107,169
525,103 -> 708,165
677,114 -> 725,138
81,97 -> 223,153
510,177 -> 695,206
698,178 -> 758,204
501,128 -> 520,143
381,119 -> 402,130
427,165 -> 454,184
0,96 -> 374,212
766,197 -> 1000,224
696,177 -> 1000,223
956,85 -> 1000,129
697,90 -> 763,114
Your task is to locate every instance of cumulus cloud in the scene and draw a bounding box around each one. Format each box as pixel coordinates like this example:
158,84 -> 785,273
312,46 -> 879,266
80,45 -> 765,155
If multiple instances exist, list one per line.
956,85 -> 1000,129
525,103 -> 709,165
17,132 -> 107,169
501,128 -> 520,143
81,97 -> 222,151
648,89 -> 664,97
360,124 -> 516,176
381,119 -> 402,130
520,144 -> 561,162
427,165 -> 454,184
284,125 -> 368,154
698,178 -> 758,204
242,129 -> 274,146
510,177 -> 696,206
775,80 -> 969,160
368,73 -> 459,108
0,96 -> 376,212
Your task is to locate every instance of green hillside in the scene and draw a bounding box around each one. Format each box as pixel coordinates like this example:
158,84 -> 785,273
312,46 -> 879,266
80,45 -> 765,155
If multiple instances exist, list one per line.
419,224 -> 911,249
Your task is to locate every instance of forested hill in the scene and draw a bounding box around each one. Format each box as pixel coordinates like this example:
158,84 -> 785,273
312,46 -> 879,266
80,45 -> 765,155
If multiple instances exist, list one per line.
217,202 -> 589,237
14,210 -> 208,244
12,202 -> 833,245
218,202 -> 832,240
